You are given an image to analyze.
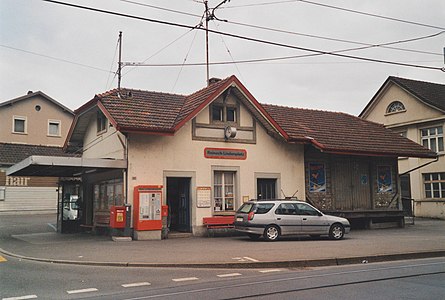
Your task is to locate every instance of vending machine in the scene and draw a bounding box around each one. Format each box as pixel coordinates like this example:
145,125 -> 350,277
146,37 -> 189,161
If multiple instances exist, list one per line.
133,185 -> 163,231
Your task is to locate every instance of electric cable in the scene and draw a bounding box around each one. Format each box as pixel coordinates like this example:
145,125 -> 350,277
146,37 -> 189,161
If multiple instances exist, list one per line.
105,37 -> 120,90
0,44 -> 115,74
122,0 -> 442,57
171,28 -> 200,92
295,0 -> 445,31
40,0 -> 445,72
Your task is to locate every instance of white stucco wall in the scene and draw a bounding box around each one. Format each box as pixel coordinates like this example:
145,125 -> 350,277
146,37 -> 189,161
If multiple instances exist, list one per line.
363,83 -> 445,219
127,111 -> 305,231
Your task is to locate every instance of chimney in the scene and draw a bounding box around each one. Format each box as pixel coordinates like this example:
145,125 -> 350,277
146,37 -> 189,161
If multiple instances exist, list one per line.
208,77 -> 221,85
27,91 -> 33,95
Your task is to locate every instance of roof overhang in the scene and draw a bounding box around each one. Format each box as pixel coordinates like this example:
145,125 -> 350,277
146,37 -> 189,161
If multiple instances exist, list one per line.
6,156 -> 127,177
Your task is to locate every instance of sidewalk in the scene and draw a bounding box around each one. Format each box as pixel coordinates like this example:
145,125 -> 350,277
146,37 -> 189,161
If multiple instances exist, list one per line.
1,218 -> 444,268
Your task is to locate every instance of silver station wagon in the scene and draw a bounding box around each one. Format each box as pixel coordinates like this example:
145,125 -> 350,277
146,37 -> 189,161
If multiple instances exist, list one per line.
234,200 -> 350,241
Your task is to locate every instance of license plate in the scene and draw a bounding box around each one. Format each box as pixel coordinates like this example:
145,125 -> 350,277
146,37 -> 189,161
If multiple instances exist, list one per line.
236,217 -> 243,222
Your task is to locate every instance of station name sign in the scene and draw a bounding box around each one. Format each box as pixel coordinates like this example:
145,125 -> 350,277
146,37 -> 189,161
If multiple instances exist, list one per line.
204,148 -> 247,160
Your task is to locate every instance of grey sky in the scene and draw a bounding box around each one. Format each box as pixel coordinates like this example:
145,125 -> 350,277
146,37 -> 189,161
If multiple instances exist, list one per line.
1,0 -> 444,115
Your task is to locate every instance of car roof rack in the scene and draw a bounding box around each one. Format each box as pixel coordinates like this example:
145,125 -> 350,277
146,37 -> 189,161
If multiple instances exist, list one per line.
252,198 -> 299,201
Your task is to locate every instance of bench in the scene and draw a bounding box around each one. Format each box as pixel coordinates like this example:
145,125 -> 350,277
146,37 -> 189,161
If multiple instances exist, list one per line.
203,216 -> 235,236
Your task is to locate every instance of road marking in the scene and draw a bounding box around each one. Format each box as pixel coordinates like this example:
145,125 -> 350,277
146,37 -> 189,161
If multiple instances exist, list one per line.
217,273 -> 242,278
243,256 -> 259,262
47,223 -> 57,231
2,295 -> 37,300
0,255 -> 7,262
259,269 -> 282,273
66,288 -> 98,294
122,282 -> 151,288
172,277 -> 199,282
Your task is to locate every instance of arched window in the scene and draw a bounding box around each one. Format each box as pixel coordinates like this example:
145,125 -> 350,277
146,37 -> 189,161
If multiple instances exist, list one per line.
386,101 -> 406,114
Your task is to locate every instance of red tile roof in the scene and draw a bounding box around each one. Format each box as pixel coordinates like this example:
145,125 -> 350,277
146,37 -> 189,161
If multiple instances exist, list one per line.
262,104 -> 437,158
70,75 -> 436,158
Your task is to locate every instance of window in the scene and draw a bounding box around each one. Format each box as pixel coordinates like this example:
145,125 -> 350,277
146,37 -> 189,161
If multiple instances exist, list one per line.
93,178 -> 124,210
296,203 -> 320,216
421,126 -> 444,153
386,101 -> 406,114
210,103 -> 237,123
97,111 -> 107,133
13,116 -> 26,134
48,120 -> 61,136
212,105 -> 223,122
276,203 -> 297,215
424,173 -> 445,199
214,171 -> 235,212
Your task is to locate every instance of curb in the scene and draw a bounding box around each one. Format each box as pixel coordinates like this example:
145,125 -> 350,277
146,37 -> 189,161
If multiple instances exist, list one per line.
1,247 -> 444,269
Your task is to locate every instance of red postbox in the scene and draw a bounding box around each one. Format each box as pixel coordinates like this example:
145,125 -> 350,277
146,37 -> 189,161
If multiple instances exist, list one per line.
110,205 -> 126,229
161,205 -> 168,217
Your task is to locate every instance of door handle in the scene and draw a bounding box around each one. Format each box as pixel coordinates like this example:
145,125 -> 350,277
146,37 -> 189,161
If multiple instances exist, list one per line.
277,218 -> 281,220
303,218 -> 307,221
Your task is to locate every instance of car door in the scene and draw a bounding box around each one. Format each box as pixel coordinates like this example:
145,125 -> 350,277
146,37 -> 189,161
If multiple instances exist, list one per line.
296,203 -> 330,234
274,203 -> 302,235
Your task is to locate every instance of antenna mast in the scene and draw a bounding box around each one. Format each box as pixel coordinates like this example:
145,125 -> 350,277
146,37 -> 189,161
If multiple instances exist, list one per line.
118,31 -> 123,90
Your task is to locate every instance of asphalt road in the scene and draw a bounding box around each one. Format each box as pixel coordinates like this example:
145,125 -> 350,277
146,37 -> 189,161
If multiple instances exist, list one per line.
2,256 -> 443,299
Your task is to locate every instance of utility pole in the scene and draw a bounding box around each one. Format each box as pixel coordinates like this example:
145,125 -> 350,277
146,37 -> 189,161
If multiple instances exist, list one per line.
204,1 -> 210,86
118,31 -> 123,90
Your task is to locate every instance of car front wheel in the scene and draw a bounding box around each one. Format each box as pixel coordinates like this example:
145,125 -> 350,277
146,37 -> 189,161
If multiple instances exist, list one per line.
264,225 -> 280,241
329,223 -> 345,240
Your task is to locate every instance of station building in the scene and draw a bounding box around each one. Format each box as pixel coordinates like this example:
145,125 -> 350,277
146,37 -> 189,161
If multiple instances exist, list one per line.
7,76 -> 436,238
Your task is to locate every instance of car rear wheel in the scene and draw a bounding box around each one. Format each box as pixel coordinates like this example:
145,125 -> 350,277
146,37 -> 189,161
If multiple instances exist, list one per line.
248,233 -> 261,240
264,225 -> 280,241
329,223 -> 345,240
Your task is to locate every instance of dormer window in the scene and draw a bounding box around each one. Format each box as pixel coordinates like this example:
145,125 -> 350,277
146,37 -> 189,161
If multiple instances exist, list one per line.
386,101 -> 406,114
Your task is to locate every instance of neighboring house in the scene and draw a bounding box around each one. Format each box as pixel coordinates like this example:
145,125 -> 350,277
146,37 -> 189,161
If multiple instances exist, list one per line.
7,76 -> 434,238
360,76 -> 445,219
0,91 -> 74,213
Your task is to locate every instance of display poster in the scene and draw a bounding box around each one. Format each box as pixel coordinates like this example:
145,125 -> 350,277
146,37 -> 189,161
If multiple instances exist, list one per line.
197,186 -> 211,208
377,166 -> 393,193
309,163 -> 326,192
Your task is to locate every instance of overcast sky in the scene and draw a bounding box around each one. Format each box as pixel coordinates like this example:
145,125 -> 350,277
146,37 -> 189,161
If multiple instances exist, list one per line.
1,0 -> 444,115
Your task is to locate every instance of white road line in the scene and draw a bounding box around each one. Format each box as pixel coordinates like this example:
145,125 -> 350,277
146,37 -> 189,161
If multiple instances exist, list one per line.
259,269 -> 282,273
122,282 -> 151,288
2,295 -> 38,300
66,288 -> 98,294
217,273 -> 242,278
243,256 -> 259,262
172,277 -> 199,282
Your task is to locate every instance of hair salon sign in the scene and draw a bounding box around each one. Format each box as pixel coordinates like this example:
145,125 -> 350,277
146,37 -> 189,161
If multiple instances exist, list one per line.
204,148 -> 247,160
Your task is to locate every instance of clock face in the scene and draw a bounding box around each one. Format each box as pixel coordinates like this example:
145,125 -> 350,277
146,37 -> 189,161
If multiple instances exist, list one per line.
225,126 -> 236,139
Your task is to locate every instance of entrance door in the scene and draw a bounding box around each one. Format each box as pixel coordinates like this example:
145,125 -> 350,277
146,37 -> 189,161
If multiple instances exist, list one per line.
257,179 -> 277,200
166,178 -> 191,232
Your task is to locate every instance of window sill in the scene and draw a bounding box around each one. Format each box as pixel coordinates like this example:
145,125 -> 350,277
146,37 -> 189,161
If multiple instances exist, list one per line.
12,131 -> 27,135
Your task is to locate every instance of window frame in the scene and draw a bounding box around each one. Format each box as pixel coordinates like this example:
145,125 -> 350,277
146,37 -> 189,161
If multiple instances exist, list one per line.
96,111 -> 107,134
420,125 -> 444,153
12,116 -> 27,134
48,119 -> 61,137
423,173 -> 445,199
210,103 -> 239,125
385,101 -> 406,115
213,170 -> 237,213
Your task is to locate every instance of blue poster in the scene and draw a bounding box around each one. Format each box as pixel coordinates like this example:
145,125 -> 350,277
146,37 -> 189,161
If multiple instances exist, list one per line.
309,163 -> 326,192
377,166 -> 392,193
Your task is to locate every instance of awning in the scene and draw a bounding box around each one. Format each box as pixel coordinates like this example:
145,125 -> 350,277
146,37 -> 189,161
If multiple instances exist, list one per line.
6,156 -> 127,177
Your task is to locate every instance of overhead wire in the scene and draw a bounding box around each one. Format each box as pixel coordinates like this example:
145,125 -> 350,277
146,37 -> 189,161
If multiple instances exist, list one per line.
211,20 -> 245,82
0,44 -> 115,74
295,0 -> 445,31
105,36 -> 120,90
41,1 -> 445,72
